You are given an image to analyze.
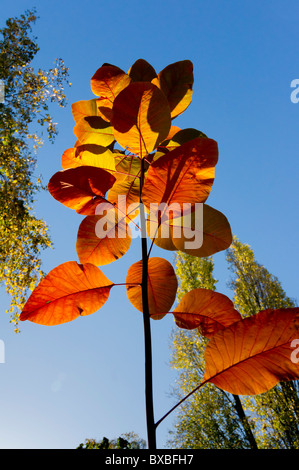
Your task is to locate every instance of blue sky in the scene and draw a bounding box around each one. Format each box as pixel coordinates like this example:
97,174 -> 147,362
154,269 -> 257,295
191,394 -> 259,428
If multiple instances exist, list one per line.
0,0 -> 298,449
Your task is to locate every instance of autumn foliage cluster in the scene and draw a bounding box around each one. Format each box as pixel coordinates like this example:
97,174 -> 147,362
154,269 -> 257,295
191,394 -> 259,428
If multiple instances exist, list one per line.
20,59 -> 299,401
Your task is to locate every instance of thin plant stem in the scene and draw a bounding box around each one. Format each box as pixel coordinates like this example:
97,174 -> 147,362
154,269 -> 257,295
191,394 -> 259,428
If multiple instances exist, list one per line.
155,382 -> 257,451
140,156 -> 156,449
155,383 -> 204,429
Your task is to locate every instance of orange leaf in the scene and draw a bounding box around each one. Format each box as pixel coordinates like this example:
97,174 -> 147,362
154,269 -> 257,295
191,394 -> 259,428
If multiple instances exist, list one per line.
128,59 -> 157,82
111,82 -> 171,157
20,261 -> 114,326
152,60 -> 194,118
146,212 -> 176,251
173,288 -> 242,337
171,204 -> 232,257
153,128 -> 207,163
73,116 -> 115,147
162,128 -> 208,151
164,125 -> 181,141
203,308 -> 299,395
61,145 -> 116,172
107,154 -> 142,219
146,204 -> 232,257
71,99 -> 99,123
61,147 -> 79,169
126,257 -> 178,319
91,64 -> 131,100
48,166 -> 115,215
90,64 -> 131,121
142,137 -> 218,213
76,203 -> 132,266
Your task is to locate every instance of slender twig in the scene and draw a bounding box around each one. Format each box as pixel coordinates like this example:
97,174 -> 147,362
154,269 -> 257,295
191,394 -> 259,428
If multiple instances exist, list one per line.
155,378 -> 258,451
155,382 -> 204,428
147,208 -> 168,259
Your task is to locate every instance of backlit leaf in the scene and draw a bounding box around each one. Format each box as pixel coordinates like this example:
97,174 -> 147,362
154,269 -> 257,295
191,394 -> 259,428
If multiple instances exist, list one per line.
74,116 -> 114,147
128,59 -> 157,82
171,204 -> 233,257
126,257 -> 178,319
91,64 -> 131,100
48,166 -> 115,215
202,308 -> 299,395
20,261 -> 114,325
173,288 -> 242,337
71,99 -> 99,123
91,64 -> 131,121
152,60 -> 193,118
165,125 -> 182,141
76,203 -> 132,266
163,128 -> 208,151
146,210 -> 176,251
107,154 -> 142,219
147,204 -> 232,257
111,82 -> 171,157
142,137 -> 218,213
152,128 -> 206,163
61,145 -> 116,172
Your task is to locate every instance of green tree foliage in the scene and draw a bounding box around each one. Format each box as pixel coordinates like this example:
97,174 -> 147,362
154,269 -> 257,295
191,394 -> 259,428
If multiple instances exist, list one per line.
226,236 -> 297,317
175,252 -> 218,299
226,237 -> 299,448
169,240 -> 299,449
77,432 -> 146,449
168,252 -> 256,449
0,9 -> 70,331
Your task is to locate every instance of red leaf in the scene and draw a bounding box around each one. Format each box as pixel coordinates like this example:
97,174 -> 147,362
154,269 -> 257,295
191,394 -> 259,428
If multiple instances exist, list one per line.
48,166 -> 116,215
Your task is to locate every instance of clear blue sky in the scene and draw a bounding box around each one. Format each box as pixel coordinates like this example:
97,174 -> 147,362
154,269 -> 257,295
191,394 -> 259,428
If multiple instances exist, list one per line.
0,0 -> 298,449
